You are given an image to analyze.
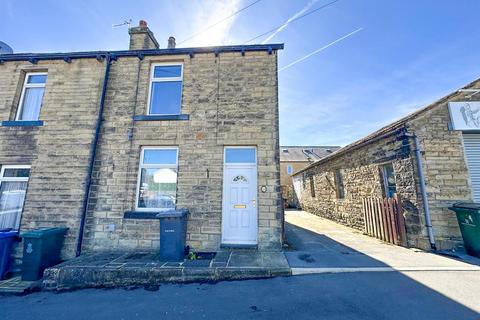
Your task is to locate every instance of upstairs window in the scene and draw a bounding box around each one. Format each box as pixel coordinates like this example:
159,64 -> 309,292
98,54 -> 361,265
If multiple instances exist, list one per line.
334,169 -> 345,199
148,63 -> 183,115
16,73 -> 47,121
136,147 -> 178,211
380,163 -> 397,198
0,165 -> 30,230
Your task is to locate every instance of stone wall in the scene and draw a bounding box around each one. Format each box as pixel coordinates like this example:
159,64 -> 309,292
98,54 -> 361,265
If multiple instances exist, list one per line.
0,49 -> 282,262
295,88 -> 480,251
407,99 -> 473,250
0,58 -> 105,261
82,51 -> 282,252
280,161 -> 309,207
295,132 -> 426,248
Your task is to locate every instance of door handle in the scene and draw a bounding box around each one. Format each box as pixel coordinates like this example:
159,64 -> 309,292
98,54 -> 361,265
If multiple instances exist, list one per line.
252,200 -> 256,208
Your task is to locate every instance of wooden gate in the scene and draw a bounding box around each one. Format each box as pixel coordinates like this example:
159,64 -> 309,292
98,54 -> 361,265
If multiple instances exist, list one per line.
362,194 -> 407,246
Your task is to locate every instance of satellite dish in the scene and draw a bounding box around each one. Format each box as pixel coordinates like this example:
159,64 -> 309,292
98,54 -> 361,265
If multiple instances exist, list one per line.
0,41 -> 13,54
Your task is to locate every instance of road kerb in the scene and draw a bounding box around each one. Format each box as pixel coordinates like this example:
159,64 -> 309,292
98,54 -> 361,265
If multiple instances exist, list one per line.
291,266 -> 480,275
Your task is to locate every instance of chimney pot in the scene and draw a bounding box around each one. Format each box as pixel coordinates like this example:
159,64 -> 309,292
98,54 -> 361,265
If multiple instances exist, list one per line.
128,19 -> 159,50
168,36 -> 176,49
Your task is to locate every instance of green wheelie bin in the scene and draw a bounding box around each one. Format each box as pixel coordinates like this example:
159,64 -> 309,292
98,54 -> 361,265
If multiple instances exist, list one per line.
449,203 -> 480,258
20,227 -> 68,281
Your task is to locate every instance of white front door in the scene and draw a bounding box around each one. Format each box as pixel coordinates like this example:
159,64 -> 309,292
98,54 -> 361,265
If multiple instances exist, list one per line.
222,147 -> 258,245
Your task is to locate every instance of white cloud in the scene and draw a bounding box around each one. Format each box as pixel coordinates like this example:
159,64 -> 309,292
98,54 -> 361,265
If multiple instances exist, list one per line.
178,0 -> 243,47
262,0 -> 319,44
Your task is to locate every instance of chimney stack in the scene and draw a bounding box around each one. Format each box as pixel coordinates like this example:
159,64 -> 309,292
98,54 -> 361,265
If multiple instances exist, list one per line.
128,20 -> 159,50
167,36 -> 176,49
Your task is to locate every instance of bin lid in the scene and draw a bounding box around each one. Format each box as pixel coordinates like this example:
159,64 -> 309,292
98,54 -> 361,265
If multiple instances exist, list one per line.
450,202 -> 480,210
21,227 -> 69,238
156,209 -> 190,219
0,230 -> 18,238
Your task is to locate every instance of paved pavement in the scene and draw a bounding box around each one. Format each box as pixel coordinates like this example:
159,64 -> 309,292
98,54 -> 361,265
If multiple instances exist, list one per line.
43,250 -> 290,290
285,209 -> 480,271
284,209 -> 480,314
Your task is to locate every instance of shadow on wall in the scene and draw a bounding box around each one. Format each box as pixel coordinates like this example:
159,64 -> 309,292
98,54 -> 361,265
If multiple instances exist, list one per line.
283,221 -> 479,319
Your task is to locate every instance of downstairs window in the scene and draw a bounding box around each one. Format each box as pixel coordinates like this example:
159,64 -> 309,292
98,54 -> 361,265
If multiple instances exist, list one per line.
380,163 -> 397,198
136,147 -> 178,211
0,165 -> 30,230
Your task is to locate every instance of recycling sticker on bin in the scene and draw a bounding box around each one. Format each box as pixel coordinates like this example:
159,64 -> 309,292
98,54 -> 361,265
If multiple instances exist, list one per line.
26,242 -> 34,254
461,214 -> 476,227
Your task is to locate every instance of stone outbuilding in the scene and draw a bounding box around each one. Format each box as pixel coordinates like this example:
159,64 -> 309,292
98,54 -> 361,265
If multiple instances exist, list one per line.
293,78 -> 480,251
0,20 -> 284,266
280,146 -> 339,208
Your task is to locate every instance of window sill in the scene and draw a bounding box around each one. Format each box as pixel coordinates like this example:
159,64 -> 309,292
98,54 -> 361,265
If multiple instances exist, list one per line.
124,209 -> 188,220
133,114 -> 189,121
2,120 -> 44,127
124,211 -> 162,220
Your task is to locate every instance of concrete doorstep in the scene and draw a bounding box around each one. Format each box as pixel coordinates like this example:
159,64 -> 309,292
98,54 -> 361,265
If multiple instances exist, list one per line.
42,250 -> 291,291
0,276 -> 42,295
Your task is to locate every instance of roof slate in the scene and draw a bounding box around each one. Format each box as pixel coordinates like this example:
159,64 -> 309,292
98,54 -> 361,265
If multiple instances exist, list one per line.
280,146 -> 341,162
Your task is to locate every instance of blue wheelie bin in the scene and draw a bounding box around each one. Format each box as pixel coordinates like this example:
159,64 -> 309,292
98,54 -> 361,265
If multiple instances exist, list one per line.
156,209 -> 189,261
0,230 -> 18,280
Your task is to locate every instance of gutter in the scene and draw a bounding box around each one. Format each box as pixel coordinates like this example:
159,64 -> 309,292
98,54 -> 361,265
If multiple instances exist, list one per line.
75,54 -> 113,257
405,131 -> 437,250
0,44 -> 284,63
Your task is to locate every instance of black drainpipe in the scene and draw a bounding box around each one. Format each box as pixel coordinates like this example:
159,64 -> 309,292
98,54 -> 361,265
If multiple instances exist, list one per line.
76,54 -> 113,257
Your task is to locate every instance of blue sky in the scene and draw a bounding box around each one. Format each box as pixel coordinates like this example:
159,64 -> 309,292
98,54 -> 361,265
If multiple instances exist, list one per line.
2,0 -> 480,146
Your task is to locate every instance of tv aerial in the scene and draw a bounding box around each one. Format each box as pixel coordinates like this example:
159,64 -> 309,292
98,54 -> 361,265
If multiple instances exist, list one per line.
112,19 -> 132,28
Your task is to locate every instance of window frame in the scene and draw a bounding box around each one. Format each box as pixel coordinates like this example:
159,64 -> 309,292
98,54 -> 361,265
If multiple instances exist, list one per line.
380,163 -> 397,198
15,72 -> 48,121
0,165 -> 31,182
334,169 -> 345,199
223,146 -> 257,165
309,175 -> 316,198
287,165 -> 293,175
146,62 -> 184,116
135,146 -> 179,212
0,165 -> 31,230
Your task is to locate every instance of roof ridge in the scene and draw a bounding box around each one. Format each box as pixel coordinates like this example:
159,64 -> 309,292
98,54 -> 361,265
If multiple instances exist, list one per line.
293,76 -> 480,176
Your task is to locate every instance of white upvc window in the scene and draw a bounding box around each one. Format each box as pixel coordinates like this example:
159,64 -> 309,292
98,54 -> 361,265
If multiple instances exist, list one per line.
16,72 -> 48,121
0,165 -> 30,230
136,147 -> 179,211
224,147 -> 257,164
147,63 -> 183,115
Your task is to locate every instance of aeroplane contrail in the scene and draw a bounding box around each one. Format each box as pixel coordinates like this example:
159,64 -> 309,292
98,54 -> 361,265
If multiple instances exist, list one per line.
279,28 -> 364,72
261,0 -> 320,44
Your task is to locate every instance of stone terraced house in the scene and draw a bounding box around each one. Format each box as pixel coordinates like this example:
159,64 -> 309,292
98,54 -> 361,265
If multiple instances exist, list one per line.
293,78 -> 480,252
280,146 -> 339,208
0,21 -> 284,264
